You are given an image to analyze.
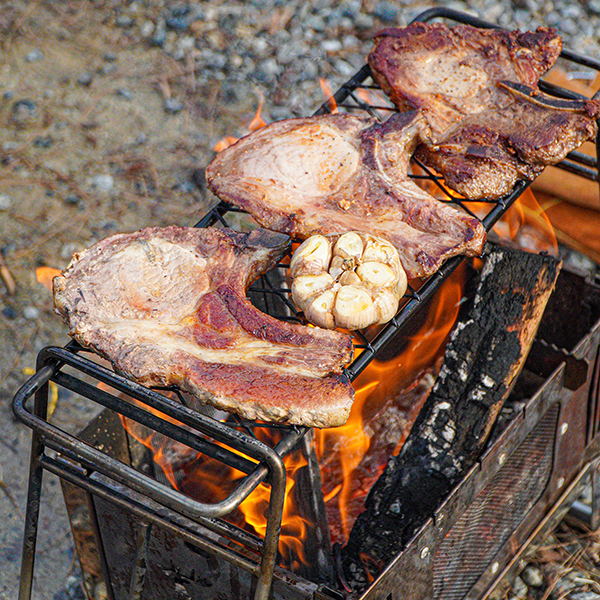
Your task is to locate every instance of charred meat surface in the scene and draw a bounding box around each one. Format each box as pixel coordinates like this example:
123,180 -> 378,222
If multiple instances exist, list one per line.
369,23 -> 600,199
53,226 -> 355,428
205,112 -> 486,279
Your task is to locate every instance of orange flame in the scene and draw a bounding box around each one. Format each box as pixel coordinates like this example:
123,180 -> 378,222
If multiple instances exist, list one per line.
116,264 -> 465,553
319,78 -> 339,114
248,95 -> 267,132
314,267 -> 464,543
213,97 -> 268,152
496,187 -> 558,256
116,388 -> 311,564
36,266 -> 61,292
213,135 -> 239,153
238,446 -> 310,570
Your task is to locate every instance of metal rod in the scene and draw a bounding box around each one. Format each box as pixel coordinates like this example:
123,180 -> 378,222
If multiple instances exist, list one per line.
52,369 -> 259,475
13,353 -> 303,522
87,489 -> 117,600
16,365 -> 53,600
42,347 -> 298,465
40,454 -> 262,576
254,449 -> 286,600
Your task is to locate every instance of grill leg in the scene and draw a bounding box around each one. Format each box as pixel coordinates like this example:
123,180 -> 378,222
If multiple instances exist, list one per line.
18,382 -> 49,600
254,455 -> 286,600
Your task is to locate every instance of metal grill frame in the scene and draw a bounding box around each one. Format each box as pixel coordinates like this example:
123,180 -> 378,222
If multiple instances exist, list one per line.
11,7 -> 600,600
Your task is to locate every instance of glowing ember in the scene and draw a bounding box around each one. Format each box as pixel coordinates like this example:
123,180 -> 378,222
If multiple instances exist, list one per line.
36,266 -> 61,292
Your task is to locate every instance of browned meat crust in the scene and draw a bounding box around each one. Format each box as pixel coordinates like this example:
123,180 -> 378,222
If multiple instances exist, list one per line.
205,112 -> 486,279
53,226 -> 355,428
369,22 -> 600,199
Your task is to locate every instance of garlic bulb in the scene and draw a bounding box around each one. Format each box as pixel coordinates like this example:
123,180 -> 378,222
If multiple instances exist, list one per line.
290,232 -> 408,330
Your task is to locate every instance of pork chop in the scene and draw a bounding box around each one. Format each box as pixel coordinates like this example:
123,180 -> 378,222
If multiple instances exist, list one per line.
205,111 -> 486,279
53,226 -> 355,428
368,23 -> 600,199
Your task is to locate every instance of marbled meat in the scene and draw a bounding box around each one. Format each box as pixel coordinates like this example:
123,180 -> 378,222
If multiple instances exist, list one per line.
206,112 -> 486,279
53,226 -> 355,428
369,23 -> 600,199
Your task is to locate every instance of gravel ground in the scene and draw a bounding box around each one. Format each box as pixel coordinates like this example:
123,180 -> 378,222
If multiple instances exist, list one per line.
1,1 -> 600,599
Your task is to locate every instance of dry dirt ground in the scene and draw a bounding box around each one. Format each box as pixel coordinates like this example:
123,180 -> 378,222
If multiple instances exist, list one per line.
0,3 -> 255,598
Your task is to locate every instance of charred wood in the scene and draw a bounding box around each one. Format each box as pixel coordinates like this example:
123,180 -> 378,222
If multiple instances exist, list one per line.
341,244 -> 561,592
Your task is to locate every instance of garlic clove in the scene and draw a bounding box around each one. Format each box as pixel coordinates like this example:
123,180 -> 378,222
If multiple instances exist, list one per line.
305,289 -> 337,329
339,270 -> 361,286
290,235 -> 332,277
361,238 -> 397,264
374,289 -> 401,324
334,232 -> 364,261
328,255 -> 346,280
356,261 -> 396,287
292,273 -> 335,303
333,285 -> 377,330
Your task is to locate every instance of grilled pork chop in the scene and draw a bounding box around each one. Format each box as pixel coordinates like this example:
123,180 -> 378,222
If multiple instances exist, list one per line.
53,226 -> 355,428
369,23 -> 600,199
206,112 -> 486,279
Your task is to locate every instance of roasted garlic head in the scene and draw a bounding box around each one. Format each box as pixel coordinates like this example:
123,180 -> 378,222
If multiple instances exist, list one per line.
290,232 -> 408,330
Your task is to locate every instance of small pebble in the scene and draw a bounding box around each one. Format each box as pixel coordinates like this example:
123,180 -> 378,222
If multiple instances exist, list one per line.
10,99 -> 38,127
115,15 -> 134,28
115,88 -> 133,100
163,97 -> 184,114
0,194 -> 13,210
166,16 -> 191,31
25,49 -> 44,62
373,2 -> 400,23
2,306 -> 17,320
24,306 -> 40,320
34,136 -> 53,149
77,72 -> 93,87
322,39 -> 343,53
140,20 -> 155,37
521,564 -> 543,588
64,194 -> 82,206
89,174 -> 115,192
510,575 -> 528,599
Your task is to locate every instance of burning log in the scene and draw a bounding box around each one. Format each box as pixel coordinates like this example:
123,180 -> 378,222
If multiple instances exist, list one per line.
341,244 -> 561,591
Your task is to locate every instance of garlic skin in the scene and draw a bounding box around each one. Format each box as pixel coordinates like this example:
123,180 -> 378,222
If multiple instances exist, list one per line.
290,231 -> 408,330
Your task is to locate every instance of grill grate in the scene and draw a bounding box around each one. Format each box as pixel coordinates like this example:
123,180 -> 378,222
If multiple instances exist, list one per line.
199,7 -> 600,380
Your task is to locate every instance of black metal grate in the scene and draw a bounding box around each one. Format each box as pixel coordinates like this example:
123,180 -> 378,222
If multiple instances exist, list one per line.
198,6 -> 600,381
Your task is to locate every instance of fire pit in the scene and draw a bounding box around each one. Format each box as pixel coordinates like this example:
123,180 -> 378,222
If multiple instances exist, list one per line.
12,8 -> 600,600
